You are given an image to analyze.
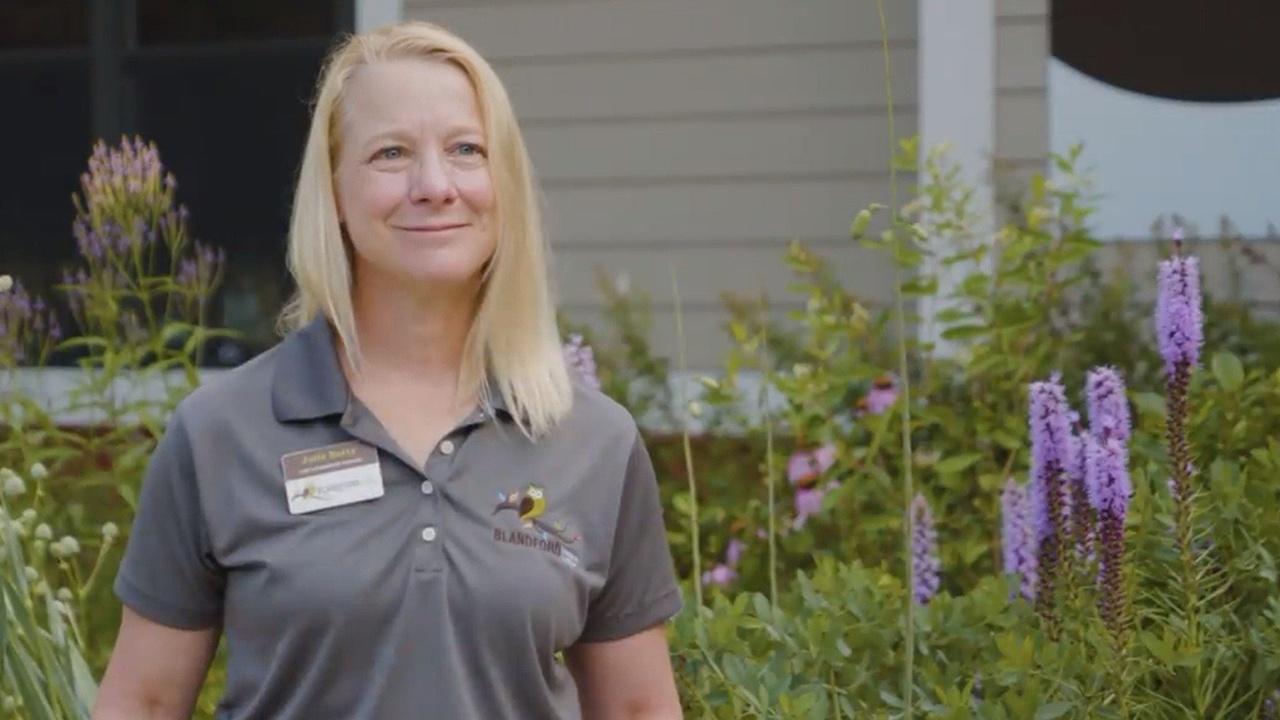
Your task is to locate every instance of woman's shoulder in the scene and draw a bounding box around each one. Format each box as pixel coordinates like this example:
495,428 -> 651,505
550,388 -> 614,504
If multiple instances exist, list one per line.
170,338 -> 294,432
553,376 -> 642,450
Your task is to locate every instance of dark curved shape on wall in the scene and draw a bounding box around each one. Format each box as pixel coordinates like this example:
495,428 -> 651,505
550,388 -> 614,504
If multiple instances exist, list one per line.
1051,1 -> 1280,102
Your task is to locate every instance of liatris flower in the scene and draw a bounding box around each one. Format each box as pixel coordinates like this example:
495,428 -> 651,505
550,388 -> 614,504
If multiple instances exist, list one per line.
1001,478 -> 1038,600
910,494 -> 941,605
1066,423 -> 1094,564
1155,231 -> 1204,376
1087,435 -> 1132,640
1029,375 -> 1075,629
561,334 -> 600,390
1086,366 -> 1131,443
786,443 -> 836,488
858,374 -> 899,415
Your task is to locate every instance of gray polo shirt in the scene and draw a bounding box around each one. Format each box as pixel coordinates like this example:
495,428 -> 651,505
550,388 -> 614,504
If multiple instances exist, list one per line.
113,316 -> 683,719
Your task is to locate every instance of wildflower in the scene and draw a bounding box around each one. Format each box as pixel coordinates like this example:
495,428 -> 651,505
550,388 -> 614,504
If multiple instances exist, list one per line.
1,469 -> 25,497
725,538 -> 745,567
55,536 -> 81,557
911,494 -> 941,604
34,524 -> 52,541
700,564 -> 736,588
1001,478 -> 1038,600
1155,232 -> 1204,376
20,509 -> 36,523
28,462 -> 47,480
56,587 -> 73,602
787,443 -> 836,487
0,275 -> 11,292
102,522 -> 119,540
792,486 -> 826,529
1029,375 -> 1075,628
561,334 -> 600,390
1086,366 -> 1131,444
861,374 -> 899,415
23,566 -> 38,583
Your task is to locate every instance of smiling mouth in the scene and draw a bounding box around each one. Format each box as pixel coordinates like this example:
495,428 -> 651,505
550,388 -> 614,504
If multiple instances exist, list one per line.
395,223 -> 469,233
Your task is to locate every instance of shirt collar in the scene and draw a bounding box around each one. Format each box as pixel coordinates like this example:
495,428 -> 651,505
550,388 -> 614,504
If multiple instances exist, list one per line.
271,315 -> 512,424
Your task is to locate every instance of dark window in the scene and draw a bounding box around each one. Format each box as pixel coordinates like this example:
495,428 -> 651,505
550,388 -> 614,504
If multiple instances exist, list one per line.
1,0 -> 354,366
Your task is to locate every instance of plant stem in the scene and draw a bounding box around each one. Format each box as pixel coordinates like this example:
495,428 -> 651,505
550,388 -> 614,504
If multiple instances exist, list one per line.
874,1 -> 914,716
761,321 -> 779,609
671,266 -> 703,616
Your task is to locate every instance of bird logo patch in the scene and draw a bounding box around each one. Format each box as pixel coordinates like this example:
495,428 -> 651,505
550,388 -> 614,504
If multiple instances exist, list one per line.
493,484 -> 581,568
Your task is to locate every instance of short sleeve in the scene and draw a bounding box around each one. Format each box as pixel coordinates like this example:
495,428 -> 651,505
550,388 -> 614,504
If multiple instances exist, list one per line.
113,410 -> 225,630
578,430 -> 683,643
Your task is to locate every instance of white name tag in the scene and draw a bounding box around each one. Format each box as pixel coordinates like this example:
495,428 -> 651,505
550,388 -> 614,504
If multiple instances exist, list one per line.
281,441 -> 384,515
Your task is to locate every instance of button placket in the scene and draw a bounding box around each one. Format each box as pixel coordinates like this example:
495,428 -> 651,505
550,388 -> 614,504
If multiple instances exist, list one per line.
414,434 -> 463,574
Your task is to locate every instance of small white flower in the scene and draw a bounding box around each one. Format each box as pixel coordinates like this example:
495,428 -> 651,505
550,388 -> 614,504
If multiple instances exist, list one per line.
0,275 -> 12,293
56,587 -> 73,602
49,542 -> 66,559
101,522 -> 120,540
23,566 -> 38,583
57,536 -> 81,556
688,401 -> 703,418
20,509 -> 36,523
0,469 -> 24,497
34,523 -> 52,541
32,580 -> 48,596
28,462 -> 47,480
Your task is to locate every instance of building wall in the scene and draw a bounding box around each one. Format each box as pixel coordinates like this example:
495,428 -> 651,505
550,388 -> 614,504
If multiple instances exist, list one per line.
405,0 -> 916,367
995,0 -> 1050,212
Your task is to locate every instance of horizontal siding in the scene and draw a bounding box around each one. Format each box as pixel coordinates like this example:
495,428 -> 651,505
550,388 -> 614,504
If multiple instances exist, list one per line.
996,0 -> 1049,18
541,174 -> 910,247
1091,239 -> 1280,305
994,92 -> 1048,162
410,0 -> 917,59
995,21 -> 1048,90
524,111 -> 914,183
499,45 -> 917,124
553,242 -> 897,308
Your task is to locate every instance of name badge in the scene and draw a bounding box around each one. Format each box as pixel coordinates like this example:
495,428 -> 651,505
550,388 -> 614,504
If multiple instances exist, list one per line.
281,441 -> 384,515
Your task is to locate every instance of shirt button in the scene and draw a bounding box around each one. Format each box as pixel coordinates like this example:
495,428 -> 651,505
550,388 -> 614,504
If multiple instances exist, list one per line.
421,526 -> 437,542
438,439 -> 455,456
420,480 -> 434,496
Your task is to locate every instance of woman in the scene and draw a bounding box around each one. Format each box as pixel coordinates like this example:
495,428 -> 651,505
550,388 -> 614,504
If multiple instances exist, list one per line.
93,21 -> 684,720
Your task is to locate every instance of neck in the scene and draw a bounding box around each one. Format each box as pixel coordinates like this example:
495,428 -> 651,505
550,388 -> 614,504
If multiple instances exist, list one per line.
346,271 -> 481,388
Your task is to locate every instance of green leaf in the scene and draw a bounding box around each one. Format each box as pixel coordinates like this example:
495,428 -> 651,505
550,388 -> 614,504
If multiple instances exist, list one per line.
1211,351 -> 1244,391
940,324 -> 987,341
935,452 -> 983,475
850,209 -> 873,239
1034,702 -> 1074,720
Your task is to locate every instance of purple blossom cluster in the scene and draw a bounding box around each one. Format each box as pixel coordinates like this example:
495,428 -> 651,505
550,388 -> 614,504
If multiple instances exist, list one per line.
1155,230 -> 1204,376
176,242 -> 228,298
858,374 -> 899,415
561,334 -> 600,390
911,494 -> 941,604
1001,478 -> 1038,600
0,277 -> 62,363
788,444 -> 837,529
701,538 -> 746,588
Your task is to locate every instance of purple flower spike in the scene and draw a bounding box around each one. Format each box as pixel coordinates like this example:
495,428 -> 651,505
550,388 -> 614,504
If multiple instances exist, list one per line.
1086,366 -> 1131,444
1086,436 -> 1132,520
1029,376 -> 1074,542
911,494 -> 941,605
1156,250 -> 1203,375
792,486 -> 825,529
1001,478 -> 1038,600
561,334 -> 600,390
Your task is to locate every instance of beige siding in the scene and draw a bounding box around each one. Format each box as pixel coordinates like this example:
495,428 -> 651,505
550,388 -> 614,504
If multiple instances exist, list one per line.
994,2 -> 1049,212
405,0 -> 914,367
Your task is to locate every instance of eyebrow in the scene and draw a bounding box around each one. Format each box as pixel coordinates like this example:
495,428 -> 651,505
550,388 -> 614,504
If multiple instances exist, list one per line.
358,123 -> 487,150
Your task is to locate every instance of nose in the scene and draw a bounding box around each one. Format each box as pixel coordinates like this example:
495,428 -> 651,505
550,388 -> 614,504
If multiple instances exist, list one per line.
407,150 -> 458,205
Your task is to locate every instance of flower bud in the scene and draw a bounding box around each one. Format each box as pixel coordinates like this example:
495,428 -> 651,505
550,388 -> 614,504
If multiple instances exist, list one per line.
58,536 -> 81,556
0,275 -> 12,293
102,522 -> 120,540
1,469 -> 25,497
28,462 -> 48,480
56,587 -> 73,602
34,523 -> 52,541
23,566 -> 38,583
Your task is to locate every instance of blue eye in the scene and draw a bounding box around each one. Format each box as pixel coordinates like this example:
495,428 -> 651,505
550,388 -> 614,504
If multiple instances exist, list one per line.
456,142 -> 486,157
375,146 -> 404,161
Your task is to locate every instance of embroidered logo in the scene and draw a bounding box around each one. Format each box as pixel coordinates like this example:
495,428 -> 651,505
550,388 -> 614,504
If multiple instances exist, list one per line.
492,484 -> 581,568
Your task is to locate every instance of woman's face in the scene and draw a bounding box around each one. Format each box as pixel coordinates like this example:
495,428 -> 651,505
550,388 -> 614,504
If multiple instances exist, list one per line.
333,58 -> 496,293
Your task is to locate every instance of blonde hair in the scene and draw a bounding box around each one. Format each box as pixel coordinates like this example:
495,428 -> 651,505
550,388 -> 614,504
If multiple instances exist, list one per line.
280,21 -> 572,438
